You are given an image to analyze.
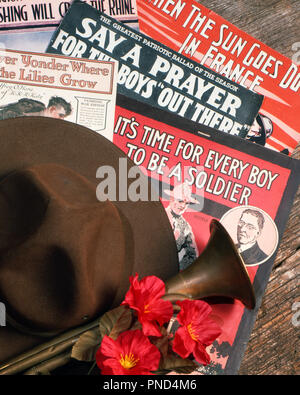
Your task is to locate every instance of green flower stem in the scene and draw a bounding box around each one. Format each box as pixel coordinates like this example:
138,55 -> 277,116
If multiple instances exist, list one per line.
87,360 -> 97,375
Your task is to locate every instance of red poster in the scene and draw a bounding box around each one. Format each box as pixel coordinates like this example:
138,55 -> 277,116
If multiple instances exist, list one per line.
137,0 -> 300,155
113,94 -> 300,374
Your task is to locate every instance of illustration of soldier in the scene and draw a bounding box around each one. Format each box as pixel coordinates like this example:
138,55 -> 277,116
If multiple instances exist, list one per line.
164,182 -> 199,271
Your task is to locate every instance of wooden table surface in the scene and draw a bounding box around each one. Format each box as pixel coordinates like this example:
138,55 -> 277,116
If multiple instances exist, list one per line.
197,0 -> 300,375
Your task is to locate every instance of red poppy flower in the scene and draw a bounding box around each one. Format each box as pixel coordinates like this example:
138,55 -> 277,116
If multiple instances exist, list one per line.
96,329 -> 161,375
122,274 -> 173,337
172,300 -> 221,365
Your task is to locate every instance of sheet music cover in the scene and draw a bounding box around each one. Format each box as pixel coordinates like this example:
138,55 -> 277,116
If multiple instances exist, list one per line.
136,0 -> 300,155
0,0 -> 139,52
112,93 -> 300,374
46,0 -> 264,139
0,48 -> 118,141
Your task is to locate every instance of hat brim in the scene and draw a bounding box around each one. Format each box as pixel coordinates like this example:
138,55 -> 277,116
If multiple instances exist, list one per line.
0,116 -> 178,367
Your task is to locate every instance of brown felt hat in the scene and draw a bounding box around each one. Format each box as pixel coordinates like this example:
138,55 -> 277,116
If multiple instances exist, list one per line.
0,116 -> 178,365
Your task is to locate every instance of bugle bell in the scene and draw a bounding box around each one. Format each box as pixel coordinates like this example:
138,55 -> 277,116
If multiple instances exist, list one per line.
164,219 -> 256,309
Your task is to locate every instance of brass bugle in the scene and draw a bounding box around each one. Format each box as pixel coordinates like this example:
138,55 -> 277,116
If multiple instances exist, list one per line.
164,219 -> 256,310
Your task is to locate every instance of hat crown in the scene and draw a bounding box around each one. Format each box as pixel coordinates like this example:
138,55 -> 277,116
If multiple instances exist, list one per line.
0,163 -> 126,334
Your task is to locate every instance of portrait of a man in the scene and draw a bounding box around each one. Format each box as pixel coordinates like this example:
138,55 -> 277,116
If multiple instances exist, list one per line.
236,208 -> 268,265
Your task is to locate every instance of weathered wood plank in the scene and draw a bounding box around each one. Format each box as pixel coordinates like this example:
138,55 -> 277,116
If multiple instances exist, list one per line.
196,0 -> 300,375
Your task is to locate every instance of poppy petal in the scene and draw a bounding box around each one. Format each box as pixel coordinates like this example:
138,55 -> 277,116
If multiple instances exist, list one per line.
140,275 -> 166,299
140,318 -> 162,337
96,330 -> 161,375
172,327 -> 194,359
146,299 -> 173,324
193,320 -> 222,346
121,274 -> 174,337
193,343 -> 211,366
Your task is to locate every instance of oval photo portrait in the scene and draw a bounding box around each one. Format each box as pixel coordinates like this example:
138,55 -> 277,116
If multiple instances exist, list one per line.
220,206 -> 279,267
